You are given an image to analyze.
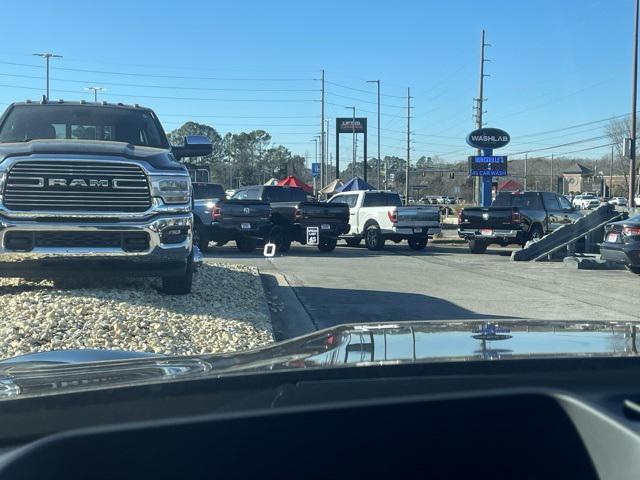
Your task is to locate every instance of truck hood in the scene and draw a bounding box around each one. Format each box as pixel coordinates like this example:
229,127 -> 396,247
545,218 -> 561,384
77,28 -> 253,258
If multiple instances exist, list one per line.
0,139 -> 186,172
0,319 -> 636,399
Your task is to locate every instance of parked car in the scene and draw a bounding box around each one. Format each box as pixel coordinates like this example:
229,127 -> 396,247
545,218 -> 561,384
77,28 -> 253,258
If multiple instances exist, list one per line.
328,190 -> 441,250
575,194 -> 598,209
231,185 -> 350,252
585,199 -> 602,210
192,183 -> 273,253
608,197 -> 628,206
0,100 -> 212,294
458,191 -> 583,253
600,215 -> 640,274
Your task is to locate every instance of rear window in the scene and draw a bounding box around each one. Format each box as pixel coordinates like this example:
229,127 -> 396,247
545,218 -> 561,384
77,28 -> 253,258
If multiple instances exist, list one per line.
493,193 -> 542,209
385,193 -> 403,207
0,104 -> 168,148
192,183 -> 225,200
263,187 -> 306,202
363,192 -> 386,207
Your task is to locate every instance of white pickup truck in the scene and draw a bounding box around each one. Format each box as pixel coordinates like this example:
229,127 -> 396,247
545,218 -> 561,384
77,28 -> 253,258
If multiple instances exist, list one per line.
328,190 -> 441,250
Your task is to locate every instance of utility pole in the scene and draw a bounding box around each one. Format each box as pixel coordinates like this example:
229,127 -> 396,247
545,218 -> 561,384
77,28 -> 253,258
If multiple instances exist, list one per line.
610,144 -> 614,196
32,52 -> 62,100
405,87 -> 411,205
550,154 -> 554,192
325,119 -> 330,183
312,136 -> 319,195
367,80 -> 381,189
345,106 -> 356,178
85,86 -> 105,102
473,30 -> 489,204
524,153 -> 528,191
631,0 -> 639,207
321,69 -> 325,189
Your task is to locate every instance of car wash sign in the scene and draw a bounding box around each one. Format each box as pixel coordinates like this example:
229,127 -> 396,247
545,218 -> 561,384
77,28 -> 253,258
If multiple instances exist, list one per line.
468,155 -> 508,176
466,128 -> 510,150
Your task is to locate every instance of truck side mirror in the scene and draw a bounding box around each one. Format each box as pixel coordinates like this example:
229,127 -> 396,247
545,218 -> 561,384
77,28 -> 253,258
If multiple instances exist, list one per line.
172,135 -> 213,160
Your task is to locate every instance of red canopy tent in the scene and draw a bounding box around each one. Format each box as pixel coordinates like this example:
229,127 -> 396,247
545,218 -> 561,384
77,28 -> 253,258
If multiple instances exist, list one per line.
277,175 -> 313,193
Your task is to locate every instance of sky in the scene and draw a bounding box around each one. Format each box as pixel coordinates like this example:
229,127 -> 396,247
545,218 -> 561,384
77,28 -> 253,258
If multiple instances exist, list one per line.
0,0 -> 633,166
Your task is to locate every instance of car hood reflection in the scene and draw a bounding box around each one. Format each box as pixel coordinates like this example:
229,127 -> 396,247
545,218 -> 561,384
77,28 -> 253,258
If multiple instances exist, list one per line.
0,320 -> 636,398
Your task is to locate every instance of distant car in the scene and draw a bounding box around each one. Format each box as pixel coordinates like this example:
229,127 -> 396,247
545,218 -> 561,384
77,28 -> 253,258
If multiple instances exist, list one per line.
608,197 -> 628,206
600,215 -> 640,274
576,194 -> 598,209
585,199 -> 602,210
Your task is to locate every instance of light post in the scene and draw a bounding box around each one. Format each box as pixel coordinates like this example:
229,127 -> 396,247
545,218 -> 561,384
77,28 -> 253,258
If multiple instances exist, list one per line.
32,52 -> 63,100
85,86 -> 105,102
345,106 -> 356,178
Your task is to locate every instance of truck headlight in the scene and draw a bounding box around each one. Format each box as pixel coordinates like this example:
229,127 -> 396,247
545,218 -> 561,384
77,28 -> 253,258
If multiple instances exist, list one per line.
150,176 -> 192,204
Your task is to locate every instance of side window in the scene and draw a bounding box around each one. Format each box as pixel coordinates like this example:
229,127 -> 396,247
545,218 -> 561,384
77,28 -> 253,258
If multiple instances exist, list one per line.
557,195 -> 572,210
363,192 -> 386,207
542,192 -> 560,210
245,188 -> 260,200
522,193 -> 543,209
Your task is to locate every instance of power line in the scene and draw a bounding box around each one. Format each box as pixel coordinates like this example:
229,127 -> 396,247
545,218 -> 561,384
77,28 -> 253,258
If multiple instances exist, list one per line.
325,80 -> 405,99
505,135 -> 611,156
326,90 -> 406,109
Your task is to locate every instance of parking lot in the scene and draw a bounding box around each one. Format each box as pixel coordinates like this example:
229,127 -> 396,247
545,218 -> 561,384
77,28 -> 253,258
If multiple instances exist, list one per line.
207,240 -> 640,340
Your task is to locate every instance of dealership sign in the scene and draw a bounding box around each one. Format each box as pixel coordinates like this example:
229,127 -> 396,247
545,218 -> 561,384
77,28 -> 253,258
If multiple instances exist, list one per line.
466,128 -> 510,150
468,155 -> 508,176
336,117 -> 367,134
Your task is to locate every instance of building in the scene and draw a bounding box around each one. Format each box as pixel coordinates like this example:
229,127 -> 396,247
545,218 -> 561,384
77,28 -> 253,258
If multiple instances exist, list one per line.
562,162 -> 628,196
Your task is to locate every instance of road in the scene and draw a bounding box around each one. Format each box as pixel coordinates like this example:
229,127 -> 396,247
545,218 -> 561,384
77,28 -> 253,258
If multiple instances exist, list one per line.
205,241 -> 640,340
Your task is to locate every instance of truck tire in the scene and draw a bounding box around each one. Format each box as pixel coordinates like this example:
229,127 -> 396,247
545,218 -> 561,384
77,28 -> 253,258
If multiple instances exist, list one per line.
318,238 -> 337,252
161,252 -> 194,295
270,225 -> 291,253
193,221 -> 210,253
236,237 -> 257,253
365,224 -> 385,251
625,265 -> 640,275
408,237 -> 428,251
345,238 -> 361,247
468,239 -> 488,254
528,224 -> 544,242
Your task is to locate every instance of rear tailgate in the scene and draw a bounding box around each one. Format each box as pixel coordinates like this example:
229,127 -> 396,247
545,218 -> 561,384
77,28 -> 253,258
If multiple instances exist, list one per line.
396,206 -> 440,226
299,202 -> 350,224
460,207 -> 515,230
220,200 -> 271,223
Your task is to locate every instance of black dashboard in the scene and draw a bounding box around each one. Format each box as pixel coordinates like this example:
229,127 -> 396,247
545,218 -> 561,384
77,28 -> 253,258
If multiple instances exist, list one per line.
0,356 -> 639,479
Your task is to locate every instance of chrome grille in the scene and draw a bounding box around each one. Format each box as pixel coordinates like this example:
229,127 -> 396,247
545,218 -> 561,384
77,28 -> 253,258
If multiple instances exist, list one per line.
3,161 -> 151,212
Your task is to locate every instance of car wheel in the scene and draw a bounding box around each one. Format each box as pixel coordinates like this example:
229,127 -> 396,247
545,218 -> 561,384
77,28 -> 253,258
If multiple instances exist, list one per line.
161,252 -> 194,295
625,265 -> 640,275
408,237 -> 428,251
236,237 -> 257,253
528,224 -> 544,242
364,224 -> 384,251
345,238 -> 361,247
468,239 -> 488,254
318,238 -> 337,252
269,225 -> 291,253
193,221 -> 210,253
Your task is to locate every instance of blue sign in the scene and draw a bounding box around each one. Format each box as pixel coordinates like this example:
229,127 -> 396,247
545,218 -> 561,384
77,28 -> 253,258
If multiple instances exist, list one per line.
468,155 -> 508,177
311,163 -> 320,177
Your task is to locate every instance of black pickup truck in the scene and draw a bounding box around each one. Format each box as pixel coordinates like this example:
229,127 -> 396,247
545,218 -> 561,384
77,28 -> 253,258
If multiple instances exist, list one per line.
231,185 -> 350,252
191,183 -> 273,253
458,191 -> 582,253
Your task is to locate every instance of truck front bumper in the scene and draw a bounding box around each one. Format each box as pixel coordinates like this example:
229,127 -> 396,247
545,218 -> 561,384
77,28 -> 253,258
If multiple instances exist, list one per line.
0,214 -> 192,278
458,228 -> 526,243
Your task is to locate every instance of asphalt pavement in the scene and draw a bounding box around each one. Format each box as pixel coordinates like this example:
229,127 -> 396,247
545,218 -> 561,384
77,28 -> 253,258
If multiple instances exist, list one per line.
205,240 -> 640,340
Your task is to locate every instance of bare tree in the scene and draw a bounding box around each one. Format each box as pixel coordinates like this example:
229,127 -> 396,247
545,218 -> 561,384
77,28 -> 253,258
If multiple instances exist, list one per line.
605,117 -> 632,193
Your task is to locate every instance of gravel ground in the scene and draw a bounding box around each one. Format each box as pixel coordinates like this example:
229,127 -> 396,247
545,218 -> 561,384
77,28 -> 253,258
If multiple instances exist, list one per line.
0,263 -> 273,359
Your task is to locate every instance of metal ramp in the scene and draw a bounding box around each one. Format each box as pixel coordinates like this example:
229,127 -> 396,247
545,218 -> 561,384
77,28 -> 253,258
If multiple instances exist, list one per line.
511,205 -> 626,262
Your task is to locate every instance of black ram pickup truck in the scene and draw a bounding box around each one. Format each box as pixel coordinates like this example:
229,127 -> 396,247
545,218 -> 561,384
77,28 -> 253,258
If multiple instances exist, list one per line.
191,183 -> 272,253
231,185 -> 350,252
458,191 -> 582,253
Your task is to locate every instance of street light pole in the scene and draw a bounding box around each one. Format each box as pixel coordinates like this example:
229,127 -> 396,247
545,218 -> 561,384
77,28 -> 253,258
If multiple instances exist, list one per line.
86,86 -> 105,102
367,80 -> 381,189
631,0 -> 639,207
32,52 -> 63,100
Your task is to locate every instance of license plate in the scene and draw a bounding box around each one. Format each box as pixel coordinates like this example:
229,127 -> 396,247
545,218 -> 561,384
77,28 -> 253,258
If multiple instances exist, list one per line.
480,229 -> 493,236
321,224 -> 331,230
241,223 -> 251,230
606,232 -> 619,243
414,228 -> 423,233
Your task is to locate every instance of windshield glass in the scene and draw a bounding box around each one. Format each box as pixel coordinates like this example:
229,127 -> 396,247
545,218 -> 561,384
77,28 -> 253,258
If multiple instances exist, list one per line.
0,104 -> 168,148
0,0 -> 639,396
